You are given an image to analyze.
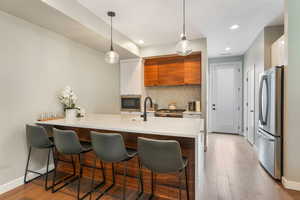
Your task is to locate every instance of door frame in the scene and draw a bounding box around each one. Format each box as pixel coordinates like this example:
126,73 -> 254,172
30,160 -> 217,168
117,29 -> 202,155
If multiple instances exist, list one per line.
245,65 -> 255,144
207,61 -> 243,134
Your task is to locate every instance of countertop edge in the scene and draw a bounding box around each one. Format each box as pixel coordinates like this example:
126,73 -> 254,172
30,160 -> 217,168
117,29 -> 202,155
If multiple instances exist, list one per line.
36,120 -> 203,139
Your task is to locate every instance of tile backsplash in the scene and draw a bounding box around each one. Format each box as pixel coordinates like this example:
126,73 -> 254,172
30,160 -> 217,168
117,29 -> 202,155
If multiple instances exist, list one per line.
145,85 -> 201,110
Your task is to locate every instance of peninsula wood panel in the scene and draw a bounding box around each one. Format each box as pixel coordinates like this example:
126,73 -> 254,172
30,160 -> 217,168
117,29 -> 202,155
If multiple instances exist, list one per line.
48,125 -> 195,200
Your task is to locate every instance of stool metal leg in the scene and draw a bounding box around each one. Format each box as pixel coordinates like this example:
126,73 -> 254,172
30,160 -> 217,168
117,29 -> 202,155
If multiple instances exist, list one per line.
149,171 -> 155,200
77,154 -> 107,200
77,154 -> 82,200
178,171 -> 182,200
101,161 -> 105,183
91,160 -> 107,191
86,158 -> 107,200
79,154 -> 83,178
51,150 -> 58,193
95,163 -> 116,200
44,147 -> 52,190
137,159 -> 144,200
24,146 -> 54,190
24,146 -> 32,184
185,166 -> 190,200
52,154 -> 78,193
122,161 -> 127,200
89,158 -> 97,200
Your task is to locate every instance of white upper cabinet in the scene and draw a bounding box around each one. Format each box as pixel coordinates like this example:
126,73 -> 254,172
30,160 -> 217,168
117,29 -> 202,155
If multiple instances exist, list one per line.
120,58 -> 144,95
271,35 -> 286,67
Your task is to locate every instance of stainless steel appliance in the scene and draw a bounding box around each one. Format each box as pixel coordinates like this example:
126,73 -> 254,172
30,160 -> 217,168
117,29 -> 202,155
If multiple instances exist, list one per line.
257,66 -> 284,180
155,109 -> 186,118
188,101 -> 196,111
121,95 -> 141,112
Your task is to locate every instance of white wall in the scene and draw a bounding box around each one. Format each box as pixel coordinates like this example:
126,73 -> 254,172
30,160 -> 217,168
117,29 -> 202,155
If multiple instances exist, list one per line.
243,26 -> 283,144
0,11 -> 120,186
243,31 -> 265,144
283,0 -> 300,187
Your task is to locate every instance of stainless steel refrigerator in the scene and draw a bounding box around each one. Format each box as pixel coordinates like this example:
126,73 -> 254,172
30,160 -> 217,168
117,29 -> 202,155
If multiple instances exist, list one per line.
257,66 -> 284,180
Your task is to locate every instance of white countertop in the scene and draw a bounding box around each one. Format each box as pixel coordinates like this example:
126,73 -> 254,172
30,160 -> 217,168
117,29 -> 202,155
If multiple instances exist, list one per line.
183,111 -> 202,115
36,113 -> 204,138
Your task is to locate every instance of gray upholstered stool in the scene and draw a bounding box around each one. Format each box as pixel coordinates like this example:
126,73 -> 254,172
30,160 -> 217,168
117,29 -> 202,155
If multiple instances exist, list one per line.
137,137 -> 189,200
24,124 -> 55,190
90,132 -> 139,200
52,128 -> 105,200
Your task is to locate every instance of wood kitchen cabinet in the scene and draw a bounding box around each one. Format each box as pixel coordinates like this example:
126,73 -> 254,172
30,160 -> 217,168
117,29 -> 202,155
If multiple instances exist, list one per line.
184,54 -> 201,85
144,60 -> 159,86
158,58 -> 185,86
144,53 -> 201,86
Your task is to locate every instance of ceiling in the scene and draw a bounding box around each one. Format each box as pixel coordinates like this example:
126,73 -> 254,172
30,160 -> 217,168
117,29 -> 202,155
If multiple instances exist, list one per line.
78,0 -> 284,58
0,0 -> 140,59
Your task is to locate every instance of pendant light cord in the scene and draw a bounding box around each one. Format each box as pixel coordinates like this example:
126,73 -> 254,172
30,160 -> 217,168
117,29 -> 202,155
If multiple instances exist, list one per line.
182,0 -> 186,39
110,16 -> 113,51
183,0 -> 185,34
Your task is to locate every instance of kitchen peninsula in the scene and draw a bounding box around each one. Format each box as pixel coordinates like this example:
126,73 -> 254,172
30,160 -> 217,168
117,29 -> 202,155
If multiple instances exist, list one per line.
37,114 -> 204,200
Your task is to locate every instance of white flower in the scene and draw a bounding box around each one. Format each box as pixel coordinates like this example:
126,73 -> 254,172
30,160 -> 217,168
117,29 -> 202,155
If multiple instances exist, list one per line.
65,86 -> 71,92
58,86 -> 78,109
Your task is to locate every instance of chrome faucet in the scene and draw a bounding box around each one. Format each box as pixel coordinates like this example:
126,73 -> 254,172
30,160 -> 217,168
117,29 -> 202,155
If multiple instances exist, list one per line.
141,96 -> 153,121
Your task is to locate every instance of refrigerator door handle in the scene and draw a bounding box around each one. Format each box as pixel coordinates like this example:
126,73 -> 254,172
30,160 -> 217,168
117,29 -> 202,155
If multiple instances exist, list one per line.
259,75 -> 269,125
258,129 -> 275,142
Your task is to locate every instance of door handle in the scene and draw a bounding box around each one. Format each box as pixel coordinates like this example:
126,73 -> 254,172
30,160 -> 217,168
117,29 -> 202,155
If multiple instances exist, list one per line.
258,130 -> 275,142
259,75 -> 269,125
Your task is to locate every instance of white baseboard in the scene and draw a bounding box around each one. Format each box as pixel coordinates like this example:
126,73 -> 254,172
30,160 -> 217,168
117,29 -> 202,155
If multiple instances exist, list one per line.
0,164 -> 54,195
282,177 -> 300,191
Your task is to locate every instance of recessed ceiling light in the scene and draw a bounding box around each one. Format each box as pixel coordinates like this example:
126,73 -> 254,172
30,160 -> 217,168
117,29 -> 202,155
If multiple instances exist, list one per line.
138,40 -> 145,44
225,47 -> 231,51
230,24 -> 240,30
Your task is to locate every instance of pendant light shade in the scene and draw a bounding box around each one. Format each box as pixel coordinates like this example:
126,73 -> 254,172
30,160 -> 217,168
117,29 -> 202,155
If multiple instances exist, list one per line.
105,11 -> 119,64
176,36 -> 192,56
104,50 -> 119,64
176,0 -> 192,56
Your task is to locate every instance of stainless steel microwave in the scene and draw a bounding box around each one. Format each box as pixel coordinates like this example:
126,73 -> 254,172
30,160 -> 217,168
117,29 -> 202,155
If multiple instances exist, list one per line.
121,95 -> 141,112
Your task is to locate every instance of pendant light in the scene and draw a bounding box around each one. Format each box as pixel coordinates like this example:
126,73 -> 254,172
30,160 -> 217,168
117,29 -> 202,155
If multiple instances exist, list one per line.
176,0 -> 192,56
104,11 -> 120,64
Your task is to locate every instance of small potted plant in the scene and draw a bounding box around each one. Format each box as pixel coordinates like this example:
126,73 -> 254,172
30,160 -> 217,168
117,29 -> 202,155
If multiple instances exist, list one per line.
59,86 -> 78,120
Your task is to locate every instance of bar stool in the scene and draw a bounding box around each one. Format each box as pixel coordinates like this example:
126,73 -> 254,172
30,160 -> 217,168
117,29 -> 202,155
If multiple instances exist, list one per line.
137,137 -> 189,200
90,132 -> 139,200
24,124 -> 55,190
52,128 -> 105,200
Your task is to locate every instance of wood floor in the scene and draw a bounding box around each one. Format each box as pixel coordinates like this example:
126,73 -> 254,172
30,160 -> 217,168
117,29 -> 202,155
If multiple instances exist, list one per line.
1,133 -> 300,200
199,133 -> 300,200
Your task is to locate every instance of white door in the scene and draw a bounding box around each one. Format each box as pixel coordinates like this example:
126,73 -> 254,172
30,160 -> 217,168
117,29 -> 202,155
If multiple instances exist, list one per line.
209,62 -> 242,134
246,65 -> 255,144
